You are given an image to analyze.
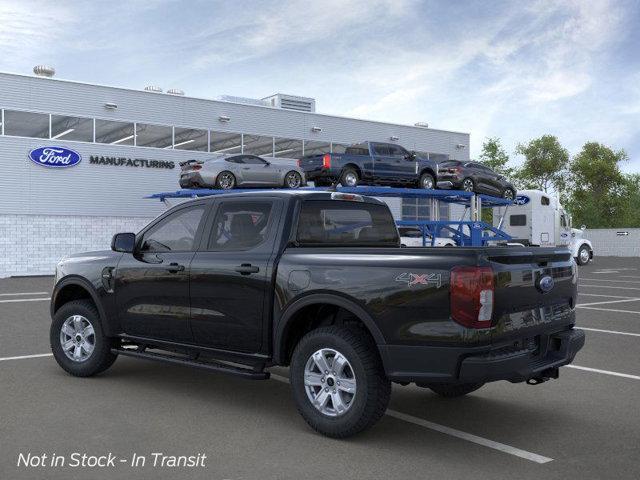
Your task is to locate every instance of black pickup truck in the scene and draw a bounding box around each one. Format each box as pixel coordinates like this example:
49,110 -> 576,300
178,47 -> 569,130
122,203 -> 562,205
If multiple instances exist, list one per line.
299,141 -> 439,189
50,190 -> 584,438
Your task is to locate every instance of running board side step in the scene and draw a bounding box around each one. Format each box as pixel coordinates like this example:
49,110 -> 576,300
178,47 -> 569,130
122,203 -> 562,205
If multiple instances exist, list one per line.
111,348 -> 270,380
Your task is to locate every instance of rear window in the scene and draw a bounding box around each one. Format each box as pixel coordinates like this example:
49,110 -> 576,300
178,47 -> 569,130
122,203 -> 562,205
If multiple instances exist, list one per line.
297,200 -> 399,246
510,214 -> 527,226
439,160 -> 461,167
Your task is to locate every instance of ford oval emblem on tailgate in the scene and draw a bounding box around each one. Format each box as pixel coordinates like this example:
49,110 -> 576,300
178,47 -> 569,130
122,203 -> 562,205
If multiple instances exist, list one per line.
28,146 -> 82,168
537,275 -> 555,293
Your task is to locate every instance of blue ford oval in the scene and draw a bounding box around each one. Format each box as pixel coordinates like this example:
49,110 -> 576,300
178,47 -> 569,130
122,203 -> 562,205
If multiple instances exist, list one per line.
538,275 -> 555,293
28,146 -> 82,168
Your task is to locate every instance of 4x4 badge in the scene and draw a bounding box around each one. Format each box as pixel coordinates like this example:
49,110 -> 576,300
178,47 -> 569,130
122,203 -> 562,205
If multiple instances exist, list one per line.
395,272 -> 442,288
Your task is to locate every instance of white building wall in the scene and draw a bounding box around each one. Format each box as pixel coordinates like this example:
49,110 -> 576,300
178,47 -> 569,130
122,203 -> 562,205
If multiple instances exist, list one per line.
0,214 -> 153,277
582,229 -> 640,257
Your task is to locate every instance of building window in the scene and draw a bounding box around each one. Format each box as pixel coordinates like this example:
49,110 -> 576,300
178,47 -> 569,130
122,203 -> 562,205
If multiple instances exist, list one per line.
135,123 -> 173,148
50,114 -> 94,142
3,110 -> 50,139
273,137 -> 303,159
243,134 -> 274,156
303,140 -> 331,156
95,119 -> 135,145
210,131 -> 242,154
172,127 -> 208,151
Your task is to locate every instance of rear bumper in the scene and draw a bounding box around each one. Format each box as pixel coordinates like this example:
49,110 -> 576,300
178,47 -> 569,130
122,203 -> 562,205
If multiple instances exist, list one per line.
436,178 -> 462,190
380,328 -> 585,384
179,172 -> 208,188
304,167 -> 336,181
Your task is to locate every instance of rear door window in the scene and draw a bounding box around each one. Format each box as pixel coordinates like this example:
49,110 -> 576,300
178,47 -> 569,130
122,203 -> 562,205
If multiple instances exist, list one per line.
297,200 -> 399,246
372,144 -> 390,156
207,201 -> 275,251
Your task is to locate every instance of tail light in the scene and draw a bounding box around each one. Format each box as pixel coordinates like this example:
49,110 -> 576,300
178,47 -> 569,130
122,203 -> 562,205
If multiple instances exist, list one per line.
450,266 -> 494,328
322,153 -> 331,169
192,164 -> 202,170
297,159 -> 302,167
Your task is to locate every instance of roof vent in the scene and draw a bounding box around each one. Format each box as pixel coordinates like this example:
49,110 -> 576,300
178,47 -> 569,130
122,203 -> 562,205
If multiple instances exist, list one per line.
33,65 -> 55,78
262,93 -> 316,112
414,122 -> 429,128
144,85 -> 163,93
167,88 -> 185,96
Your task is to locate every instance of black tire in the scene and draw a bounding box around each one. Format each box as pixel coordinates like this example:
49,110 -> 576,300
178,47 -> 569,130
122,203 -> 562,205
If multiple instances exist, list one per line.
461,178 -> 475,192
419,172 -> 436,190
339,168 -> 359,187
576,245 -> 591,266
215,171 -> 236,190
427,382 -> 484,398
290,326 -> 391,438
50,300 -> 118,377
284,171 -> 303,189
502,187 -> 515,200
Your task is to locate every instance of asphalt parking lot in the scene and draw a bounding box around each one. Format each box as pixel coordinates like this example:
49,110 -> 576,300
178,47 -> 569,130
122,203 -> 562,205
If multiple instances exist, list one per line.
1,257 -> 640,480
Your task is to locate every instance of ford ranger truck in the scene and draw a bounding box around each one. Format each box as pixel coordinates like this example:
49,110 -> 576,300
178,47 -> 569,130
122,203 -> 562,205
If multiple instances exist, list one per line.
298,141 -> 439,189
50,190 -> 584,438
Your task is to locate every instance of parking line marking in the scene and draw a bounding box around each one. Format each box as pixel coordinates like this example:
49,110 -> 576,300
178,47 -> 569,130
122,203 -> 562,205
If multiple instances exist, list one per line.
269,373 -> 553,464
579,284 -> 640,291
578,293 -> 638,299
580,278 -> 640,284
0,297 -> 51,304
0,292 -> 49,296
567,365 -> 640,381
577,306 -> 640,314
577,298 -> 640,307
0,353 -> 53,362
580,327 -> 640,337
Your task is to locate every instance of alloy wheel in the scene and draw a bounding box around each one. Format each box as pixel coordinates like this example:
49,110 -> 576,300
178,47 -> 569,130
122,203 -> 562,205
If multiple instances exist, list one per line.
343,172 -> 358,187
218,172 -> 235,189
503,189 -> 515,200
579,247 -> 590,264
59,315 -> 96,362
286,172 -> 302,189
304,348 -> 357,417
421,175 -> 434,189
462,179 -> 474,192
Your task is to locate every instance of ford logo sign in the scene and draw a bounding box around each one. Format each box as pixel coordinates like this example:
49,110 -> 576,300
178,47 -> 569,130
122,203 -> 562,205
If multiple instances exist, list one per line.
537,275 -> 555,294
514,195 -> 530,205
28,146 -> 82,168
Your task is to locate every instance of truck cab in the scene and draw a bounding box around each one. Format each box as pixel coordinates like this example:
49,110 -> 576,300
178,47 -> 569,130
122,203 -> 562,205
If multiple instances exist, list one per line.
494,189 -> 594,265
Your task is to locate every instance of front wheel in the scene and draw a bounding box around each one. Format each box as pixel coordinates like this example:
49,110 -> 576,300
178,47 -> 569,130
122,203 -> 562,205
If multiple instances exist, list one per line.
290,326 -> 391,438
419,172 -> 435,190
50,300 -> 118,377
284,171 -> 303,189
502,188 -> 516,200
576,245 -> 591,265
427,382 -> 484,398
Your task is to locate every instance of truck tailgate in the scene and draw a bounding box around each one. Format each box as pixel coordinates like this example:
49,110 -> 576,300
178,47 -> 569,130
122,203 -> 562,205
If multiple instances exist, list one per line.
486,248 -> 577,343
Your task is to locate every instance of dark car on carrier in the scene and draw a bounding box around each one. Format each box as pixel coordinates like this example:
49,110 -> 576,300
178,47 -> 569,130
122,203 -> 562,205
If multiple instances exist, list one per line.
437,160 -> 517,199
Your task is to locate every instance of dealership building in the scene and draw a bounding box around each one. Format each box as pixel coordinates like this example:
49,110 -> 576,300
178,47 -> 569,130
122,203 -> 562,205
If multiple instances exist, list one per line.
0,68 -> 470,277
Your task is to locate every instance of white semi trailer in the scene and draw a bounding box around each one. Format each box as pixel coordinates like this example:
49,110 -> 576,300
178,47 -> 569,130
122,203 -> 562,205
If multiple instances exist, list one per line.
493,189 -> 594,265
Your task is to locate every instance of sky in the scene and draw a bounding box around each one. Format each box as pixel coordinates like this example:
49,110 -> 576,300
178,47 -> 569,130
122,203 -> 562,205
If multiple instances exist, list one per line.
1,0 -> 639,171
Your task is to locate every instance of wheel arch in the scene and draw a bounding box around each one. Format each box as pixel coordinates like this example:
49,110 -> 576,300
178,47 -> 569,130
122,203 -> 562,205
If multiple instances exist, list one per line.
273,293 -> 386,366
341,163 -> 362,178
419,167 -> 436,179
51,277 -> 113,336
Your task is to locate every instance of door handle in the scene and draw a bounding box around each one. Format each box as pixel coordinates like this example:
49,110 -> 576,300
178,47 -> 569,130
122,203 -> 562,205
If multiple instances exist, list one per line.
242,167 -> 251,170
235,264 -> 260,275
166,262 -> 185,273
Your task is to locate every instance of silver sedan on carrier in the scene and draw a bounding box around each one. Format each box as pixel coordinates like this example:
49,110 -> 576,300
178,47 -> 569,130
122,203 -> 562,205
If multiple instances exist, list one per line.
179,154 -> 306,190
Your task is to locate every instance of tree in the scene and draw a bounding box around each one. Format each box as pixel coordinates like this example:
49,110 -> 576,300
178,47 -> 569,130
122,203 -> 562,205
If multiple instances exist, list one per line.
479,137 -> 514,177
515,135 -> 569,193
566,142 -> 628,228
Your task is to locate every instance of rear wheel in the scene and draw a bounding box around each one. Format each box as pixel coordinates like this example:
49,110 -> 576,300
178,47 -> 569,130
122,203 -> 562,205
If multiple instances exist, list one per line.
284,171 -> 303,189
419,172 -> 435,190
576,245 -> 591,265
427,382 -> 484,398
216,171 -> 236,190
461,178 -> 475,192
290,326 -> 391,438
50,300 -> 118,377
340,168 -> 359,187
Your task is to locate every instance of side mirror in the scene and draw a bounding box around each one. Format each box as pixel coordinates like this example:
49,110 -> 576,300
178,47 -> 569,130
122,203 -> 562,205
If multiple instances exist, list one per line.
111,232 -> 136,253
581,225 -> 586,230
